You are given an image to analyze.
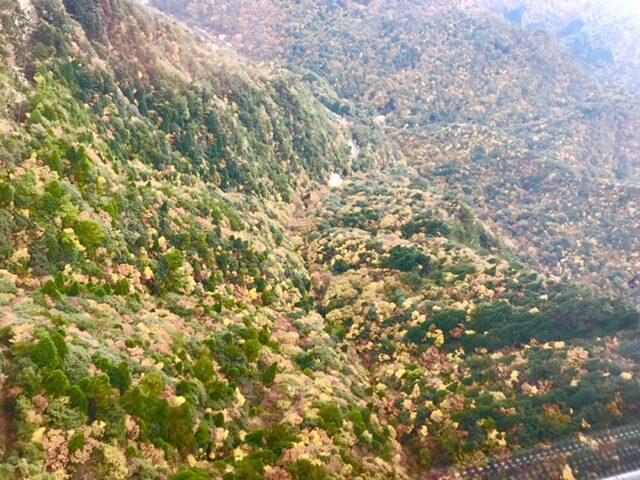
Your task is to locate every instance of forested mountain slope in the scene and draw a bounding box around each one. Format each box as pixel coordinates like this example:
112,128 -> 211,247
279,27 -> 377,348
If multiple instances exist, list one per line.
0,0 -> 639,479
0,0 -> 402,478
150,0 -> 640,307
303,168 -> 640,477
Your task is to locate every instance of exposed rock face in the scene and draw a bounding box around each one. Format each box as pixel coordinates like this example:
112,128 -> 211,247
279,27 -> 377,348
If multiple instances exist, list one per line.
328,173 -> 344,188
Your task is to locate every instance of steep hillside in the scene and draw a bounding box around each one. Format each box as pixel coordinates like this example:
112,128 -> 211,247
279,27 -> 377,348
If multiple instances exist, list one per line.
302,168 -> 640,477
149,0 -> 640,308
21,0 -> 371,200
0,1 -> 404,478
1,0 -> 640,479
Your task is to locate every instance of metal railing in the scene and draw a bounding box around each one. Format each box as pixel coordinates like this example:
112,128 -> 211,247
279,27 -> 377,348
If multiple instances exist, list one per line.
438,423 -> 640,479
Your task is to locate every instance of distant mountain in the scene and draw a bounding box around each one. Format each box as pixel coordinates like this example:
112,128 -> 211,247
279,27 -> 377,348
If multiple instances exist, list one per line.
480,0 -> 640,91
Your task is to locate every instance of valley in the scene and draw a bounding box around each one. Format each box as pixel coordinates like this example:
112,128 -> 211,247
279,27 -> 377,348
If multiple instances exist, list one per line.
150,0 -> 640,308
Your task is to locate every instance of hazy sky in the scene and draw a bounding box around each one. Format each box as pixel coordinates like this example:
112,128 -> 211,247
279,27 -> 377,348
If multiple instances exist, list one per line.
620,0 -> 640,14
601,0 -> 640,18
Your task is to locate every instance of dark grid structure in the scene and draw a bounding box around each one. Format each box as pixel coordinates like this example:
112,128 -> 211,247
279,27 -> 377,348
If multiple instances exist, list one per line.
436,423 -> 640,479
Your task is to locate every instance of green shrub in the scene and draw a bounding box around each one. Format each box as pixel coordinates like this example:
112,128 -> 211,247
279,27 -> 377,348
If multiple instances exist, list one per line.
74,220 -> 106,252
13,172 -> 37,210
14,366 -> 42,397
166,403 -> 195,452
402,215 -> 450,239
286,459 -> 328,480
95,358 -> 132,393
261,362 -> 278,387
44,369 -> 70,396
418,447 -> 433,468
255,277 -> 267,293
68,432 -> 86,454
50,330 -> 69,359
317,404 -> 343,436
245,430 -> 264,446
47,398 -> 86,430
171,469 -> 211,480
193,356 -> 215,382
36,231 -> 80,271
0,181 -> 14,207
164,249 -> 184,270
447,262 -> 477,278
470,301 -> 515,334
68,385 -> 89,413
84,374 -> 116,416
39,180 -> 66,216
112,278 -> 131,295
30,335 -> 62,369
215,251 -> 229,271
383,246 -> 430,274
141,371 -> 165,397
66,281 -> 82,296
41,280 -> 62,301
110,363 -> 132,393
263,423 -> 298,455
231,456 -> 265,480
176,380 -> 207,407
0,209 -> 12,256
46,151 -> 64,174
206,379 -> 234,406
195,422 -> 211,450
261,289 -> 276,306
406,309 -> 466,345
73,155 -> 96,185
243,339 -> 261,362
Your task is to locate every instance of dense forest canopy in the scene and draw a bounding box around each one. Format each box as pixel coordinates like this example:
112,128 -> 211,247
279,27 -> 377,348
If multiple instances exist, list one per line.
0,0 -> 639,479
